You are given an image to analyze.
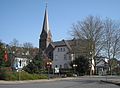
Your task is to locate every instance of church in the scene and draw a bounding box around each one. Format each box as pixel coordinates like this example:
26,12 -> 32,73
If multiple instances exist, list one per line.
39,5 -> 95,73
39,6 -> 73,69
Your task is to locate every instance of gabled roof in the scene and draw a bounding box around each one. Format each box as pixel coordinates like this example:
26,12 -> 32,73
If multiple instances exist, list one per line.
49,39 -> 73,53
96,59 -> 108,67
63,40 -> 72,51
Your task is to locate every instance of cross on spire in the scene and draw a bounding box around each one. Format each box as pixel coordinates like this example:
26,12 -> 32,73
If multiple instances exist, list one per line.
45,0 -> 48,8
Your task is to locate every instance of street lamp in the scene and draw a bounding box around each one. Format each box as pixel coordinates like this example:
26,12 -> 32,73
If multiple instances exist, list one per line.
73,64 -> 77,76
47,62 -> 52,80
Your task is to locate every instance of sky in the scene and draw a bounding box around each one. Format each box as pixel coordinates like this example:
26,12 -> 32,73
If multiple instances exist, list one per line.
0,0 -> 120,48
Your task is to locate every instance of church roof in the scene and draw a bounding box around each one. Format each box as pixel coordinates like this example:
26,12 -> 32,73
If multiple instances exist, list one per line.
51,40 -> 66,46
51,40 -> 72,52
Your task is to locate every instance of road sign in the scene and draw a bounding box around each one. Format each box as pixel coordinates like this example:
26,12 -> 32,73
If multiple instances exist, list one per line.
55,67 -> 59,73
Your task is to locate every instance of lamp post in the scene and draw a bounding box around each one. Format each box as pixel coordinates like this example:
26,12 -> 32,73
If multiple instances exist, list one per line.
73,64 -> 77,76
47,62 -> 52,80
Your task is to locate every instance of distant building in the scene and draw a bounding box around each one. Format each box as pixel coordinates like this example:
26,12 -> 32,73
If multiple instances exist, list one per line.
96,56 -> 109,75
9,46 -> 39,71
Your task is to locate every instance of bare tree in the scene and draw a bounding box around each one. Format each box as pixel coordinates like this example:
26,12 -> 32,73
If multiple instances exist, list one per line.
112,29 -> 120,59
103,18 -> 120,59
22,42 -> 35,60
103,18 -> 120,74
9,38 -> 19,47
22,42 -> 33,56
71,16 -> 104,74
71,16 -> 104,56
23,42 -> 33,49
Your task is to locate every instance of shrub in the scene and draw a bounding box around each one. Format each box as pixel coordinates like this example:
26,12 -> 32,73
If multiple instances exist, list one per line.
0,69 -> 48,81
16,71 -> 48,80
66,73 -> 73,77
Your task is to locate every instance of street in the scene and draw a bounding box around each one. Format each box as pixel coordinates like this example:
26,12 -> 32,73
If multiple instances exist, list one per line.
0,76 -> 119,88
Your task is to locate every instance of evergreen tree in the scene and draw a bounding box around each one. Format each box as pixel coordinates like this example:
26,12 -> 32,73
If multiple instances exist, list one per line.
0,42 -> 6,67
71,56 -> 90,76
24,53 -> 43,74
0,42 -> 11,68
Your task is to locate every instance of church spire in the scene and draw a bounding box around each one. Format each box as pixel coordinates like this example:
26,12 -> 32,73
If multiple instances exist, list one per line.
39,2 -> 52,51
42,5 -> 50,34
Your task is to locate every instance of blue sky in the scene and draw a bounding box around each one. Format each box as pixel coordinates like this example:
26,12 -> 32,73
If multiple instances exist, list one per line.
0,0 -> 120,47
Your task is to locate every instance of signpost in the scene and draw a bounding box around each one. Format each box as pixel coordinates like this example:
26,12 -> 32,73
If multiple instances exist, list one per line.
47,62 -> 52,80
55,67 -> 59,74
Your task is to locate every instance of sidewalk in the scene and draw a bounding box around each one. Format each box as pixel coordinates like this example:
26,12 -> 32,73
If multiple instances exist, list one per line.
100,76 -> 120,86
0,76 -> 120,86
101,80 -> 120,86
80,75 -> 120,86
0,77 -> 75,84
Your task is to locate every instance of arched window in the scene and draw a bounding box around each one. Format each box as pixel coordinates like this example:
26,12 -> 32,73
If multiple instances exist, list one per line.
64,63 -> 68,69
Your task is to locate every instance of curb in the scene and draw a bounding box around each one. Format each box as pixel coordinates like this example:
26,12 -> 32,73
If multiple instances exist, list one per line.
0,77 -> 75,84
100,80 -> 120,86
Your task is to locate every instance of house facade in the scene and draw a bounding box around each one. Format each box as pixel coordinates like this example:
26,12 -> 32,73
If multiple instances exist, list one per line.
46,40 -> 74,69
9,46 -> 39,71
96,57 -> 109,75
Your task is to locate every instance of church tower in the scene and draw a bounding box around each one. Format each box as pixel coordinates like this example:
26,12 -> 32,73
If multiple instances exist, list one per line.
39,5 -> 52,51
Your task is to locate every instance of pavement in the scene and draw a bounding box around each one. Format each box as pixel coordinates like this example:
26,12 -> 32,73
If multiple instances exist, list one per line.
0,77 -> 75,84
100,77 -> 120,86
101,80 -> 120,86
0,76 -> 120,86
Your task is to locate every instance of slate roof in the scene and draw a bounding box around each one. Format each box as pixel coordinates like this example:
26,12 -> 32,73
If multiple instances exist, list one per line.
49,40 -> 73,53
51,40 -> 66,47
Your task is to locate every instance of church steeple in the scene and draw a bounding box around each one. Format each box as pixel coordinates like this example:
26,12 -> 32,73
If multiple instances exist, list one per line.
42,6 -> 50,34
39,4 -> 52,51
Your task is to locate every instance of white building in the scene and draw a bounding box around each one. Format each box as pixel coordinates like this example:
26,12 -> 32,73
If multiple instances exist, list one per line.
48,40 -> 74,69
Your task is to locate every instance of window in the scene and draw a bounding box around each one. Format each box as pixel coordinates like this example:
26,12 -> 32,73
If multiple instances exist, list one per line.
55,65 -> 58,68
64,63 -> 68,69
64,54 -> 67,60
60,65 -> 62,68
55,55 -> 58,61
58,48 -> 59,52
60,48 -> 62,52
58,47 -> 65,52
63,48 -> 65,51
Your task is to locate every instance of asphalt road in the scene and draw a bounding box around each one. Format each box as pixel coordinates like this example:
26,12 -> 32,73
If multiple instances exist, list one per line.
0,77 -> 119,88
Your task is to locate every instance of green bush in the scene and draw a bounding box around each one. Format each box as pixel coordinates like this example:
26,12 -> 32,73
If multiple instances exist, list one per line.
66,72 -> 73,77
0,69 -> 48,81
15,71 -> 48,80
4,73 -> 17,81
0,67 -> 16,80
